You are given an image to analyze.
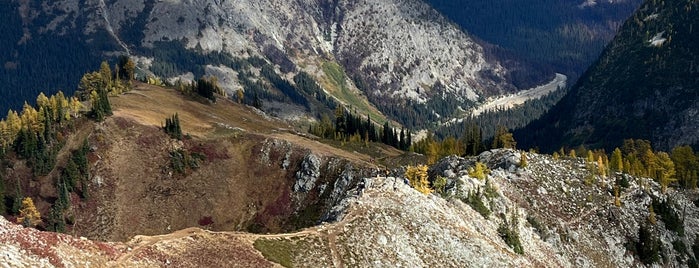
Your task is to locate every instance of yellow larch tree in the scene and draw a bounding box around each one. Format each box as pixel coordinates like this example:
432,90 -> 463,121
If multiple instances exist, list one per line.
17,197 -> 42,227
405,164 -> 432,195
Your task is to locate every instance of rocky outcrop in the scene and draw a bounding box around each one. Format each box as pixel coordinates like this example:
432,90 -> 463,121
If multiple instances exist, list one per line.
294,154 -> 322,193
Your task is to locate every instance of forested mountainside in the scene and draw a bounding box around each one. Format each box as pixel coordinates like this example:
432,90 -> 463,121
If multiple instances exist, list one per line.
518,0 -> 699,152
0,1 -> 119,113
426,0 -> 643,79
0,0 -> 542,131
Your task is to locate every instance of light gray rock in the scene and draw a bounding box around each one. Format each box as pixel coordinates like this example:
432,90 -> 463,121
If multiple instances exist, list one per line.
293,154 -> 321,193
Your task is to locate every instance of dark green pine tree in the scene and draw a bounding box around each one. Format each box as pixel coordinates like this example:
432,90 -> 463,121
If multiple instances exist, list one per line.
0,173 -> 5,214
399,127 -> 406,150
163,113 -> 183,140
61,157 -> 79,192
382,122 -> 390,144
92,88 -> 112,122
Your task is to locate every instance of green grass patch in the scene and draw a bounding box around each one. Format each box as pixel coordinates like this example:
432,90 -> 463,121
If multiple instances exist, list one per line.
320,61 -> 388,124
254,238 -> 297,267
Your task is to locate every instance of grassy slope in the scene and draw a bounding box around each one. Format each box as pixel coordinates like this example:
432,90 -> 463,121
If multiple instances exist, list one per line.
318,61 -> 391,125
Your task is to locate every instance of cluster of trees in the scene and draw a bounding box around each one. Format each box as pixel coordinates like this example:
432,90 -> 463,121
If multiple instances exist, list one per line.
413,124 -> 515,164
146,41 -> 248,79
426,0 -> 640,78
610,140 -> 697,192
163,113 -> 183,140
308,106 -> 412,151
0,92 -> 82,175
260,65 -> 308,109
551,139 -> 698,193
0,92 -> 82,223
0,2 -> 121,115
79,59 -> 136,121
172,75 -> 226,103
293,72 -> 338,111
439,86 -> 567,142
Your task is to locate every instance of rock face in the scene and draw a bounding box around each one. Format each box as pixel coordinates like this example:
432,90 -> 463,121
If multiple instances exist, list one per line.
294,154 -> 322,193
332,0 -> 514,102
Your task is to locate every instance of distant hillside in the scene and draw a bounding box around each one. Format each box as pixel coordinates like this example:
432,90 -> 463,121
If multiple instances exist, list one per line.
0,1 -> 119,112
426,0 -> 642,79
518,0 -> 699,152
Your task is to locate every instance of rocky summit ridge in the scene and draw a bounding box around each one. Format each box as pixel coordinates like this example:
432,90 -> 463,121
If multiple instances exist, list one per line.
3,149 -> 697,267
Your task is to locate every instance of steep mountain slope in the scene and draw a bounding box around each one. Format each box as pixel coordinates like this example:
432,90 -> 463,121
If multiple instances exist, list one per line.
518,0 -> 699,152
3,149 -> 698,267
426,0 -> 643,79
0,0 -> 544,130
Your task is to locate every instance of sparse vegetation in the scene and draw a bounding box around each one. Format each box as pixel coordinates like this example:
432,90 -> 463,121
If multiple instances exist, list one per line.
464,192 -> 491,219
636,223 -> 662,265
170,149 -> 204,174
432,176 -> 448,197
652,197 -> 684,236
498,213 -> 524,254
526,215 -> 546,238
483,179 -> 499,199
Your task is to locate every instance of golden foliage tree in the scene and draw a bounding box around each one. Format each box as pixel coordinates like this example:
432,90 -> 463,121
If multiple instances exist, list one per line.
492,126 -> 516,149
655,152 -> 676,194
671,145 -> 699,189
469,162 -> 490,180
610,148 -> 623,172
614,186 -> 621,207
520,152 -> 528,168
597,156 -> 607,177
17,197 -> 42,227
236,89 -> 244,104
426,140 -> 439,165
568,149 -> 577,158
586,150 -> 595,162
405,165 -> 432,195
